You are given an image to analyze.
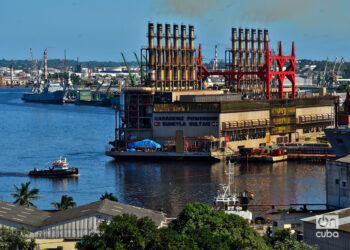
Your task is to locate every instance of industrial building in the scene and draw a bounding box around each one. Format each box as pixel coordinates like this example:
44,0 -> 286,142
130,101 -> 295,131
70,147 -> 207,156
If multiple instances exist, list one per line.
106,23 -> 338,160
302,208 -> 350,250
326,155 -> 350,209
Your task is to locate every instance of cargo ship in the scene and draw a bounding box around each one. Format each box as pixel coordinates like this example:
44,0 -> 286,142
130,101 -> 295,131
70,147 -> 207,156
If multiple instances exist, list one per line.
22,82 -> 66,104
22,49 -> 72,104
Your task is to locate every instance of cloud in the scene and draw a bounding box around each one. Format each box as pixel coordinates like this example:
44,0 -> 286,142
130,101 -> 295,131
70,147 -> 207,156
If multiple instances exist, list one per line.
153,0 -> 226,17
154,0 -> 348,36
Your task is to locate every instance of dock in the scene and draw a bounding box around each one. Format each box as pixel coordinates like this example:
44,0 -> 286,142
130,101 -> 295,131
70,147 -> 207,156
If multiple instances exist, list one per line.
105,147 -> 221,161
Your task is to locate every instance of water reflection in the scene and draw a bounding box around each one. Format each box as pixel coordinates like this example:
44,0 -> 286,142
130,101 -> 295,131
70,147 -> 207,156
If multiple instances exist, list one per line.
105,160 -> 225,216
29,177 -> 79,192
106,160 -> 325,218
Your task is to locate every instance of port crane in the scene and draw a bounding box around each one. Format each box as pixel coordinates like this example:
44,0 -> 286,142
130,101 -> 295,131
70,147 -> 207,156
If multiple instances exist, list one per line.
323,57 -> 329,77
324,57 -> 338,86
331,57 -> 338,76
336,57 -> 345,77
93,81 -> 104,100
121,52 -> 136,86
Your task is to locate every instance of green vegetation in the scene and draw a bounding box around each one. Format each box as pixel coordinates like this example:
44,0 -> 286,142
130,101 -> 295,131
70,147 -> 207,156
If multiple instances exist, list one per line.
11,182 -> 39,208
337,83 -> 350,93
76,203 -> 316,250
51,195 -> 76,210
264,228 -> 317,250
0,226 -> 36,250
100,192 -> 118,202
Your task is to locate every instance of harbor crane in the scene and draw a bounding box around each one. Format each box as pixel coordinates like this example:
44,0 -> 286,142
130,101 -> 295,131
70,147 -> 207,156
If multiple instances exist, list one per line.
331,56 -> 338,76
337,57 -> 345,77
324,57 -> 338,86
323,57 -> 329,76
121,52 -> 136,86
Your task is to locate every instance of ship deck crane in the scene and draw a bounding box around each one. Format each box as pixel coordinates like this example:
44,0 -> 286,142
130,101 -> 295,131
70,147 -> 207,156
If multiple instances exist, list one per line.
121,52 -> 136,86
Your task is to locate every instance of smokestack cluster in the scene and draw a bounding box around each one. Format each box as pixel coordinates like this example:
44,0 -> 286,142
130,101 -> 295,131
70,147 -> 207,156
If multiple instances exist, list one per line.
229,27 -> 269,94
146,22 -> 199,91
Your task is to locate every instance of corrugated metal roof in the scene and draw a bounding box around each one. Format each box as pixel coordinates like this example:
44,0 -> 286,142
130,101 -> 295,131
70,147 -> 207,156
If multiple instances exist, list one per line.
302,207 -> 350,233
0,200 -> 166,228
0,200 -> 51,227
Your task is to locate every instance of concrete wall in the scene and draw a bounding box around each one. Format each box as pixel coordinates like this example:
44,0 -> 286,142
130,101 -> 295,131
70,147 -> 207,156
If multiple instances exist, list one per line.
326,160 -> 350,209
153,112 -> 219,138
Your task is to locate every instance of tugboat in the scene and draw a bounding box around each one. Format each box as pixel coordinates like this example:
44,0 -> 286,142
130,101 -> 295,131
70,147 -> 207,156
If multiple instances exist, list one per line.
29,157 -> 79,177
214,161 -> 253,222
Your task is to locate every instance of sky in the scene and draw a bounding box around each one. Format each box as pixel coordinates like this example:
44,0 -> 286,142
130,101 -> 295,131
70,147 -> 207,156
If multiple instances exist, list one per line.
1,0 -> 350,62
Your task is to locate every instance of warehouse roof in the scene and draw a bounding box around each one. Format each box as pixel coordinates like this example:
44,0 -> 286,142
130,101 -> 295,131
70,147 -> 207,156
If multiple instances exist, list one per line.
301,207 -> 350,233
0,200 -> 50,227
0,199 -> 166,228
43,199 -> 166,227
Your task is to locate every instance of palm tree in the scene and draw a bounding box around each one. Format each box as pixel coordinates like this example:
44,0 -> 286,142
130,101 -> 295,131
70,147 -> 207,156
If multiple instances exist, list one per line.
11,182 -> 39,208
100,192 -> 118,202
51,195 -> 76,210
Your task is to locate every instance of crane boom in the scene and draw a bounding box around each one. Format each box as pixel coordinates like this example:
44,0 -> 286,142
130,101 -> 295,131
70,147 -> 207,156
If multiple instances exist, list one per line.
134,52 -> 147,79
121,52 -> 136,86
337,57 -> 345,76
332,57 -> 338,75
323,57 -> 329,76
106,80 -> 114,96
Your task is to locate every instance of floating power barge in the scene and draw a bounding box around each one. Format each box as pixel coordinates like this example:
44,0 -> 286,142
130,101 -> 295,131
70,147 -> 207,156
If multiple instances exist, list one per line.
106,23 -> 338,161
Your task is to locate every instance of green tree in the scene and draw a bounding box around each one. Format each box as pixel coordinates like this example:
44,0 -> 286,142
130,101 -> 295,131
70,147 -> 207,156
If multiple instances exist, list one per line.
264,228 -> 317,250
166,203 -> 268,249
76,214 -> 159,250
51,195 -> 76,210
100,192 -> 118,202
0,226 -> 36,250
11,182 -> 39,208
75,203 -> 317,250
70,73 -> 81,85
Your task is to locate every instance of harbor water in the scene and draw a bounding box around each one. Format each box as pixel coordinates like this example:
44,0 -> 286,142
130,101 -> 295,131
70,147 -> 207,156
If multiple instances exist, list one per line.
0,88 -> 326,217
